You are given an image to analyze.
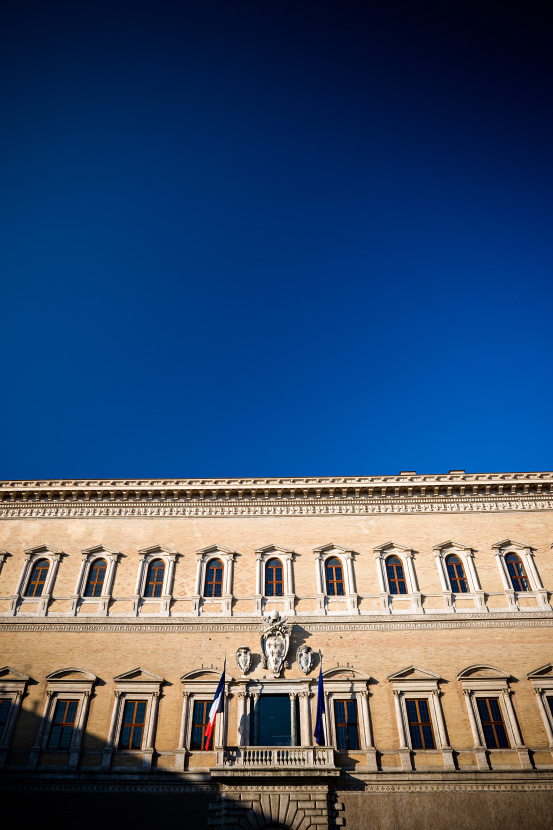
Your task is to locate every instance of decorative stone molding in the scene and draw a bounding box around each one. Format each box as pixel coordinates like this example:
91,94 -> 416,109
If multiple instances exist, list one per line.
313,543 -> 358,615
321,665 -> 377,770
133,545 -> 178,616
71,545 -> 121,616
526,663 -> 553,749
102,667 -> 164,772
194,545 -> 237,616
28,667 -> 96,770
457,664 -> 532,771
1,471 -> 551,519
388,666 -> 454,772
492,539 -> 550,611
10,545 -> 64,616
207,787 -> 330,829
433,540 -> 486,613
254,544 -> 296,615
374,542 -> 422,614
0,666 -> 29,770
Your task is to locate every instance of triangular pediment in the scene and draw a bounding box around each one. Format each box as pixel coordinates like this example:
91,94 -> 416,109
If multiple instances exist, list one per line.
24,544 -> 62,555
196,544 -> 236,556
138,544 -> 177,556
46,667 -> 97,682
313,543 -> 352,555
433,540 -> 472,552
113,667 -> 164,682
491,539 -> 530,551
526,663 -> 553,680
374,541 -> 412,553
82,544 -> 120,556
255,544 -> 295,556
457,664 -> 509,680
0,666 -> 30,681
388,665 -> 441,682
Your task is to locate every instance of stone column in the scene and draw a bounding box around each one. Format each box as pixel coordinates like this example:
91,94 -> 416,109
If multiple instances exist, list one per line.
254,555 -> 263,614
534,688 -> 553,747
344,552 -> 358,612
290,693 -> 298,746
253,693 -> 261,746
237,691 -> 247,746
315,554 -> 325,614
28,691 -> 55,768
431,690 -> 455,770
359,690 -> 378,771
434,553 -> 449,591
175,691 -> 190,771
502,688 -> 532,769
299,692 -> 312,746
69,691 -> 92,769
393,690 -> 411,771
324,691 -> 332,746
101,691 -> 122,770
463,689 -> 487,770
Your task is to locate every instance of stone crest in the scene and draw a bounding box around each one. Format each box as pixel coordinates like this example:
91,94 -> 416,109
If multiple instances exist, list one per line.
296,644 -> 313,674
235,646 -> 252,676
260,609 -> 290,677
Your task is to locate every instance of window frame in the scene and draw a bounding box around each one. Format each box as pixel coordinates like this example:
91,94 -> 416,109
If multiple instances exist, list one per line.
526,663 -> 553,749
133,545 -> 178,616
194,545 -> 236,616
319,666 -> 376,768
265,557 -> 284,597
374,543 -> 422,614
313,545 -> 358,614
492,539 -> 550,611
11,545 -> 63,616
28,668 -> 96,770
433,541 -> 486,612
102,668 -> 163,771
333,698 -> 361,751
388,666 -> 454,771
178,668 -> 230,766
204,558 -> 225,598
254,545 -> 295,616
72,546 -> 120,616
0,667 -> 29,770
457,664 -> 531,771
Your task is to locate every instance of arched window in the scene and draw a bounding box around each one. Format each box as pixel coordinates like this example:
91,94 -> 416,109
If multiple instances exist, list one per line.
505,553 -> 530,592
204,559 -> 224,598
386,556 -> 407,595
265,558 -> 284,597
84,559 -> 107,597
26,559 -> 50,597
446,555 -> 468,593
325,558 -> 345,596
144,560 -> 165,598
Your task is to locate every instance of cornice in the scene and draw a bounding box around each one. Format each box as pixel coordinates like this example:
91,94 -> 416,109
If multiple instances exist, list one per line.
1,611 -> 552,634
2,472 -> 551,518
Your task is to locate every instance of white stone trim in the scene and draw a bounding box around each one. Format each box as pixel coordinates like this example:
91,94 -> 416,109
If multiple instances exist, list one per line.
27,668 -> 96,770
102,668 -> 163,771
313,544 -> 359,615
526,664 -> 553,749
193,545 -> 237,616
177,669 -> 232,768
0,667 -> 29,770
492,540 -> 550,611
71,545 -> 120,616
132,545 -> 178,617
457,665 -> 531,770
374,543 -> 422,615
321,667 -> 377,770
388,668 -> 453,771
254,545 -> 296,616
11,545 -> 63,616
433,541 -> 486,613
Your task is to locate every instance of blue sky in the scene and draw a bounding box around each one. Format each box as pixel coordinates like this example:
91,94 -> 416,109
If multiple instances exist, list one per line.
1,1 -> 552,480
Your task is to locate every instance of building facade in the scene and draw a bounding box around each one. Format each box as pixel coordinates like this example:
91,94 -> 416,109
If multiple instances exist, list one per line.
1,471 -> 553,829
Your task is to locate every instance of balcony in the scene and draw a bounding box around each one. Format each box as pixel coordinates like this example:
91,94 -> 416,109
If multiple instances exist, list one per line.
212,746 -> 339,777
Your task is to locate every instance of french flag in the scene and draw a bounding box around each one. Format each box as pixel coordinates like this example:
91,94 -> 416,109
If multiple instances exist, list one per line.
204,661 -> 226,750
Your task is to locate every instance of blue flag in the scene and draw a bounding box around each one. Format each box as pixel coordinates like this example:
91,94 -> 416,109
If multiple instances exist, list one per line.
314,664 -> 325,746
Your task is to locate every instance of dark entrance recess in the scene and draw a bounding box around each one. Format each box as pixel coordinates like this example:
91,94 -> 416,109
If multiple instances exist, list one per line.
252,694 -> 300,746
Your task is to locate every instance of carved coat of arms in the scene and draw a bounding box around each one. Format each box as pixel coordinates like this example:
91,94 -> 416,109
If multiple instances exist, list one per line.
235,646 -> 252,676
296,644 -> 313,674
260,609 -> 290,677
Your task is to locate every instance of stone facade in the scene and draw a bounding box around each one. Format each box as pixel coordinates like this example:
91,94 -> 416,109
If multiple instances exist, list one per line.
1,471 -> 553,829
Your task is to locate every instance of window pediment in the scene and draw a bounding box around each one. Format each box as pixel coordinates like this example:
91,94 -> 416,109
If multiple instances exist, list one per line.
526,663 -> 553,680
323,666 -> 370,681
24,544 -> 63,557
45,668 -> 97,682
113,667 -> 164,683
433,540 -> 472,553
387,665 -> 441,682
457,664 -> 509,681
255,544 -> 294,557
492,538 -> 531,552
0,666 -> 30,683
139,544 -> 178,557
196,544 -> 236,558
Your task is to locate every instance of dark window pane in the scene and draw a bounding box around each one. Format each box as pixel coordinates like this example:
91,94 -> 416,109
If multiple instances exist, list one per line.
410,725 -> 423,749
145,561 -> 165,597
495,723 -> 509,748
347,726 -> 360,749
191,700 -> 209,750
26,560 -> 49,597
0,700 -> 9,728
84,560 -> 106,597
336,725 -> 348,751
334,701 -> 345,723
421,723 -> 435,749
417,700 -> 430,721
406,700 -> 418,721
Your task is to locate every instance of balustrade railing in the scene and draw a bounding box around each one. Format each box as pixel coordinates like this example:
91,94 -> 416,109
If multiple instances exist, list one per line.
215,745 -> 335,769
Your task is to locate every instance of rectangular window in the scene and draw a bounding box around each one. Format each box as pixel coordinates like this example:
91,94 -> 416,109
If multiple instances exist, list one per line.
191,700 -> 210,750
476,697 -> 510,749
119,700 -> 147,750
0,699 -> 10,733
334,699 -> 361,751
48,699 -> 78,749
405,699 -> 435,749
